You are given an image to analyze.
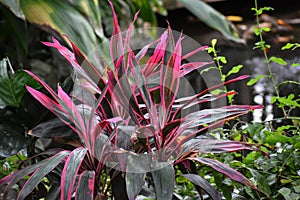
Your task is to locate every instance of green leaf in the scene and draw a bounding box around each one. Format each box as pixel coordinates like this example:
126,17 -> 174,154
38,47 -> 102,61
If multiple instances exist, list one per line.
211,38 -> 217,48
282,43 -> 294,50
211,89 -> 224,95
178,0 -> 244,43
281,42 -> 300,50
0,119 -> 26,157
152,164 -> 175,200
247,75 -> 265,86
68,0 -> 103,38
265,133 -> 293,145
226,65 -> 243,77
291,63 -> 300,67
269,56 -> 287,65
252,7 -> 274,15
271,96 -> 277,104
132,0 -> 157,26
218,56 -> 227,64
278,97 -> 300,108
253,27 -> 271,36
248,168 -> 271,195
281,179 -> 293,184
0,59 -> 40,108
20,0 -> 98,60
0,0 -> 25,19
278,187 -> 291,199
294,185 -> 300,193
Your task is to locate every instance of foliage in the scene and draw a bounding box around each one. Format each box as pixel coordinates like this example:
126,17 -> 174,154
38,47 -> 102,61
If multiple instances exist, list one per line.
206,39 -> 243,104
0,3 -> 263,200
210,0 -> 300,199
177,0 -> 244,44
0,0 -> 244,60
212,121 -> 300,200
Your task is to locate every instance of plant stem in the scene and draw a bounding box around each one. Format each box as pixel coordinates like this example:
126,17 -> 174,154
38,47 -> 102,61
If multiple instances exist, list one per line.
253,0 -> 288,118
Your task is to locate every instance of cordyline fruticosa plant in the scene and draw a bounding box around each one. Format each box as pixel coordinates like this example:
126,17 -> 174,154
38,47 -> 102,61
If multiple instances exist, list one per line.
0,3 -> 265,200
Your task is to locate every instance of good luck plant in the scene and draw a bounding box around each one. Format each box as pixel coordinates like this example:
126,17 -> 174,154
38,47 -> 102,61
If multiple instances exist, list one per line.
0,2 -> 265,200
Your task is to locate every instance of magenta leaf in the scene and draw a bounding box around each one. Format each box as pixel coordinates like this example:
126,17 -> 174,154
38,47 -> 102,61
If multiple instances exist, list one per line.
161,34 -> 183,120
108,1 -> 123,67
179,61 -> 211,77
182,46 -> 208,60
75,170 -> 95,200
182,174 -> 221,199
57,86 -> 87,136
61,147 -> 87,200
26,86 -> 82,137
181,138 -> 255,154
65,35 -> 105,86
190,157 -> 260,190
143,31 -> 168,76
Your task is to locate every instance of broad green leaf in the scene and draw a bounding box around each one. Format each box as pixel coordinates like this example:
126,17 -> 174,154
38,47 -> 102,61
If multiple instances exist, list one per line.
182,174 -> 221,199
265,132 -> 293,145
68,0 -> 103,38
0,0 -> 25,19
20,0 -> 97,57
278,187 -> 291,199
0,119 -> 26,157
152,164 -> 175,200
133,0 -> 157,26
226,65 -> 243,77
247,75 -> 265,86
0,59 -> 40,108
76,171 -> 95,200
269,56 -> 287,65
178,0 -> 244,43
294,185 -> 300,193
248,168 -> 271,195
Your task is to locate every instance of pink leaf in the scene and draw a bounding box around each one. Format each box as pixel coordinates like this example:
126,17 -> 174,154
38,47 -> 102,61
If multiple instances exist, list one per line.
190,157 -> 260,191
179,61 -> 212,77
61,147 -> 87,200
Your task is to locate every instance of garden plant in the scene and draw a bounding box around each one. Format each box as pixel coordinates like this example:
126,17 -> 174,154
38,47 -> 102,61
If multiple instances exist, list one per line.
0,1 -> 268,200
1,0 -> 299,200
